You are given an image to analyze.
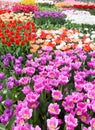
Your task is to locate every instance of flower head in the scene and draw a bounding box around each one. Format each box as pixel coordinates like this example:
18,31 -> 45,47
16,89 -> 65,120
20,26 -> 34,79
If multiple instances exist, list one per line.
4,99 -> 12,108
52,90 -> 63,101
48,103 -> 60,116
47,117 -> 59,130
65,113 -> 78,129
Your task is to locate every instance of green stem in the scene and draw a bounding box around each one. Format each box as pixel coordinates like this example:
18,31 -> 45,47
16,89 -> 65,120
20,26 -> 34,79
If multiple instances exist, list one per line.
33,110 -> 37,126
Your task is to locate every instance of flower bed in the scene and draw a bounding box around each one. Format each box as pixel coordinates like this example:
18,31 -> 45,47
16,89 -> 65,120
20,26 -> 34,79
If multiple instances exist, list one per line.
0,20 -> 36,56
0,19 -> 95,54
12,5 -> 38,13
1,48 -> 95,129
30,28 -> 95,52
62,10 -> 95,25
55,1 -> 95,10
34,11 -> 66,26
35,0 -> 54,5
0,9 -> 11,14
34,11 -> 65,19
74,4 -> 95,9
0,12 -> 34,22
55,2 -> 73,8
0,1 -> 95,130
20,0 -> 35,5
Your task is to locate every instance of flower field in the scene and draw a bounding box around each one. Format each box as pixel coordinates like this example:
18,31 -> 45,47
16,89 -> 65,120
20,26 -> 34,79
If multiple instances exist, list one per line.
0,0 -> 95,130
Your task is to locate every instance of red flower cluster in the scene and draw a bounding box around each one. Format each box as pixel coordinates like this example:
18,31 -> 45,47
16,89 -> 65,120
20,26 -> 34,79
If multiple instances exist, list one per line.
12,5 -> 38,13
74,4 -> 95,9
0,9 -> 11,15
0,20 -> 36,46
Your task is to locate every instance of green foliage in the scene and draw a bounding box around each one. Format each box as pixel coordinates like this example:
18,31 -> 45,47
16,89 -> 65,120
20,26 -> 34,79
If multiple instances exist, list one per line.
0,42 -> 30,58
38,3 -> 60,12
64,20 -> 95,33
34,17 -> 65,29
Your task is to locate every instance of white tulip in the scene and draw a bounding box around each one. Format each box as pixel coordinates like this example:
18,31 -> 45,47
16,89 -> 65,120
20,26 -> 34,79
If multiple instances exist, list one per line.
63,10 -> 95,25
84,38 -> 91,43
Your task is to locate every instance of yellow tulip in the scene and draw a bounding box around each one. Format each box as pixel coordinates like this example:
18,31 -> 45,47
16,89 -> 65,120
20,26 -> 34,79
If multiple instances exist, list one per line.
20,0 -> 35,5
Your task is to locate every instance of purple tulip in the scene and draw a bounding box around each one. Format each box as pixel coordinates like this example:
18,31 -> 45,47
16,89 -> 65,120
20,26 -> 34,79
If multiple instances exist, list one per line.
4,99 -> 13,108
0,114 -> 9,124
0,96 -> 2,103
0,83 -> 4,90
0,73 -> 5,80
34,11 -> 66,19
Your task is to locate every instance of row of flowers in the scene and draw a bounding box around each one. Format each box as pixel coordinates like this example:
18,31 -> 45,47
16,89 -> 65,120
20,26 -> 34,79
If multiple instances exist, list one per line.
20,0 -> 54,5
1,48 -> 95,130
0,20 -> 36,46
1,2 -> 95,130
30,27 -> 95,52
0,0 -> 53,10
12,5 -> 38,13
1,20 -> 95,55
74,4 -> 95,9
0,12 -> 34,22
55,1 -> 95,9
62,9 -> 95,25
0,9 -> 10,14
0,4 -> 38,13
1,4 -> 95,27
34,11 -> 65,19
1,1 -> 95,11
0,19 -> 36,56
0,6 -> 66,23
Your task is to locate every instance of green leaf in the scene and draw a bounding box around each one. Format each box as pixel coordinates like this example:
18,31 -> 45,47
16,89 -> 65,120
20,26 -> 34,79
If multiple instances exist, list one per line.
64,125 -> 66,130
15,47 -> 21,57
6,116 -> 15,130
0,124 -> 6,130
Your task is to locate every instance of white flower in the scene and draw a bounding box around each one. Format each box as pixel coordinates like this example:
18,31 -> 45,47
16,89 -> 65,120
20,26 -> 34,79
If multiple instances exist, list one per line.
85,28 -> 89,30
84,38 -> 91,43
52,41 -> 56,45
35,0 -> 54,4
79,33 -> 84,37
90,44 -> 94,48
61,41 -> 66,46
73,33 -> 79,39
91,35 -> 95,39
46,39 -> 51,42
77,42 -> 83,48
56,42 -> 65,49
86,34 -> 90,36
63,10 -> 95,25
92,31 -> 95,34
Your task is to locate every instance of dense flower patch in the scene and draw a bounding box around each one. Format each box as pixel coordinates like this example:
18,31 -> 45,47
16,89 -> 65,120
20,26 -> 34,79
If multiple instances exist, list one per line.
1,1 -> 95,130
33,11 -> 66,27
0,9 -> 10,14
55,1 -> 95,9
34,11 -> 65,19
12,5 -> 38,13
20,0 -> 35,5
35,0 -> 54,4
1,48 -> 95,129
0,20 -> 36,56
62,10 -> 95,25
0,20 -> 36,46
0,0 -> 19,10
0,12 -> 34,22
30,28 -> 95,52
55,2 -> 73,8
74,4 -> 95,9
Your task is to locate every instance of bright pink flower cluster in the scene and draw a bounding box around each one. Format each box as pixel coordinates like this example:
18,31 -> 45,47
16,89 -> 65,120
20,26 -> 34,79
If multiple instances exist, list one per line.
13,48 -> 95,129
12,5 -> 38,13
2,48 -> 95,129
15,101 -> 32,124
